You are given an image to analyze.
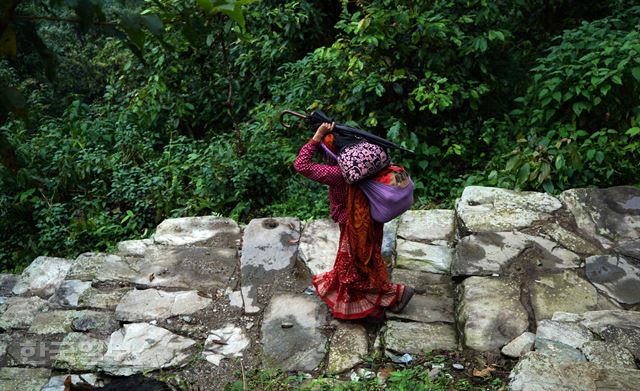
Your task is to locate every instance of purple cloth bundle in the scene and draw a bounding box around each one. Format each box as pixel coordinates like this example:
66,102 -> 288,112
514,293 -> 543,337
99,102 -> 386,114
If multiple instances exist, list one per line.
359,177 -> 414,223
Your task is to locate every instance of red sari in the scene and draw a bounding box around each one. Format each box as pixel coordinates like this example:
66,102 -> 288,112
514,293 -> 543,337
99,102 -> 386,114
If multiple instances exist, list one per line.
294,140 -> 405,319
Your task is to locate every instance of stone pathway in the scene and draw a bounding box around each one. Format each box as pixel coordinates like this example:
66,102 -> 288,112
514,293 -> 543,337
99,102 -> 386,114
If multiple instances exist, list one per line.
0,186 -> 639,390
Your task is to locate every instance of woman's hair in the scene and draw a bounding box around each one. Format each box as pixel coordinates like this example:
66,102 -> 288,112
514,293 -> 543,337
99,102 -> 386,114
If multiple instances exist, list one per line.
321,134 -> 339,165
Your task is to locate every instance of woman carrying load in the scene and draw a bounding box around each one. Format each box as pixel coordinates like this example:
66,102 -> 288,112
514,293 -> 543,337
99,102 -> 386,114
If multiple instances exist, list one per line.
294,121 -> 415,320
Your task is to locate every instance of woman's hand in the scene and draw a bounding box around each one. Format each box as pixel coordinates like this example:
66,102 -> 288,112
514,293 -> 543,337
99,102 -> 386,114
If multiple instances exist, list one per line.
312,122 -> 335,142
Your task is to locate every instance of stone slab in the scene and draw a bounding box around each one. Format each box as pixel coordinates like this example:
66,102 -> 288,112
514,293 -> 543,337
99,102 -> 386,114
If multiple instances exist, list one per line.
12,256 -> 73,298
53,332 -> 107,371
585,255 -> 640,305
396,239 -> 452,274
560,186 -> 640,248
581,341 -> 636,369
387,294 -> 454,323
501,332 -> 535,358
240,218 -> 301,314
115,289 -> 212,321
115,238 -> 154,257
601,325 -> 640,361
542,223 -> 601,255
100,323 -> 196,375
397,209 -> 455,242
508,351 -> 640,391
457,277 -> 529,351
0,296 -> 48,330
391,269 -> 453,297
327,322 -> 369,374
77,287 -> 129,310
531,270 -> 598,321
384,321 -> 457,354
0,367 -> 51,391
203,323 -> 250,366
28,310 -> 76,334
456,186 -> 562,233
261,293 -> 328,372
298,219 -> 340,276
534,338 -> 587,363
71,310 -> 119,334
552,310 -> 640,334
153,216 -> 241,247
48,280 -> 92,308
452,231 -> 580,276
536,319 -> 593,350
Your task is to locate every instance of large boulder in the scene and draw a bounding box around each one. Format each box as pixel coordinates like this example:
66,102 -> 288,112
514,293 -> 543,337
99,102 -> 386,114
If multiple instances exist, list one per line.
115,289 -> 212,321
260,293 -> 328,372
456,186 -> 562,233
152,216 -> 241,247
456,277 -> 529,351
240,218 -> 301,314
560,186 -> 640,248
585,255 -> 640,305
12,256 -> 73,298
452,231 -> 579,276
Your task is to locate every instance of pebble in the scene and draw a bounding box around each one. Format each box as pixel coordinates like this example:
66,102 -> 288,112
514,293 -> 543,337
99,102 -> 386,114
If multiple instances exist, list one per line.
281,322 -> 293,328
453,363 -> 464,370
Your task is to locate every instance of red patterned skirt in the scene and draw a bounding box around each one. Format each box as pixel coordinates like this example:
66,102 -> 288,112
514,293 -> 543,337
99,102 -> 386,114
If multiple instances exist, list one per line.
312,224 -> 405,319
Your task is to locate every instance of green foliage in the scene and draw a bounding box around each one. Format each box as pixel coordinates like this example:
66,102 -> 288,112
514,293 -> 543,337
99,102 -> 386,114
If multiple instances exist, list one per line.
2,0 -> 640,269
479,6 -> 640,192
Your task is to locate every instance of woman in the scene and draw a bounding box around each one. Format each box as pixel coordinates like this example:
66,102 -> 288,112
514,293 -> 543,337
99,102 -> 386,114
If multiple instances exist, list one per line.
294,121 -> 414,319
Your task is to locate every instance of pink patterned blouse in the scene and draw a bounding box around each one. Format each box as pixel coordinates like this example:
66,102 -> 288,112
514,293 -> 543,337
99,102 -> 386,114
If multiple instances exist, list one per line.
293,140 -> 347,225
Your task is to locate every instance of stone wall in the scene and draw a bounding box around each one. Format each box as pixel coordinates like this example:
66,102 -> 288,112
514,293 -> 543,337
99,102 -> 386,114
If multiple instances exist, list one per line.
0,186 -> 639,390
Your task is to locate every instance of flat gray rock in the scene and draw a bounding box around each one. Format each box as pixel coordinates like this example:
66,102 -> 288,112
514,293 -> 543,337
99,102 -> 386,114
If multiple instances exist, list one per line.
396,239 -> 452,274
0,274 -> 18,296
542,223 -> 601,255
615,239 -> 640,260
203,323 -> 250,366
509,351 -> 640,391
48,280 -> 92,308
381,218 -> 399,265
391,269 -> 453,297
581,340 -> 636,369
71,310 -> 119,334
552,310 -> 640,333
298,219 -> 340,276
585,255 -> 640,305
240,218 -> 301,314
452,231 -> 580,276
387,294 -> 454,323
100,323 -> 196,375
77,287 -> 129,310
456,186 -> 562,233
534,338 -> 587,363
115,289 -> 212,321
261,293 -> 328,372
5,335 -> 63,367
0,367 -> 51,391
457,277 -> 529,351
501,332 -> 535,358
12,256 -> 73,298
327,322 -> 368,374
152,216 -> 241,247
67,253 -> 124,281
536,320 -> 593,350
54,332 -> 108,371
530,270 -> 598,321
560,186 -> 640,248
397,209 -> 455,242
0,296 -> 48,330
601,325 -> 640,361
28,310 -> 76,334
115,238 -> 154,257
384,321 -> 457,354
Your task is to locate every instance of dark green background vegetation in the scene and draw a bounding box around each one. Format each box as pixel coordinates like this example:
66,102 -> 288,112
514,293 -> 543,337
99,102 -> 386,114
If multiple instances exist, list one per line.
1,0 -> 639,271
